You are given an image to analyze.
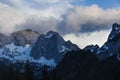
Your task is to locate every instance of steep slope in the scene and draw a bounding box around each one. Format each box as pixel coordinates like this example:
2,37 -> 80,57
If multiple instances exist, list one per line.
0,33 -> 11,48
47,23 -> 120,80
97,23 -> 120,60
1,23 -> 120,80
31,31 -> 80,63
84,44 -> 99,54
0,30 -> 79,66
0,29 -> 40,62
0,30 -> 80,80
48,50 -> 120,80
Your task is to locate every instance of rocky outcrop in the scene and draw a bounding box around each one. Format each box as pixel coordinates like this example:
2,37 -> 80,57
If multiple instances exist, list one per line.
0,29 -> 39,47
84,44 -> 99,54
0,30 -> 80,63
97,23 -> 120,60
10,29 -> 39,46
0,33 -> 11,48
31,31 -> 80,63
0,30 -> 80,80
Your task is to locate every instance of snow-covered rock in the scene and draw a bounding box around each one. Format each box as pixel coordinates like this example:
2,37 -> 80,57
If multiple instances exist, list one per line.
0,30 -> 79,67
0,42 -> 57,67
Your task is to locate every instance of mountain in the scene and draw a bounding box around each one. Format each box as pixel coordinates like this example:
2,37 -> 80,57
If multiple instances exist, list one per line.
47,23 -> 120,80
97,23 -> 120,60
10,29 -> 39,46
84,44 -> 99,54
0,29 -> 40,61
83,23 -> 120,61
0,30 -> 80,80
31,31 -> 80,63
0,33 -> 11,47
0,23 -> 120,80
48,50 -> 120,80
0,30 -> 79,64
0,29 -> 39,46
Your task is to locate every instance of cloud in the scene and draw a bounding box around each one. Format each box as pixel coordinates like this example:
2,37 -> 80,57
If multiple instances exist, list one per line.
0,0 -> 72,34
63,30 -> 110,48
0,1 -> 120,47
16,16 -> 58,34
57,4 -> 120,34
34,0 -> 60,3
9,0 -> 72,18
0,2 -> 25,34
0,1 -> 120,35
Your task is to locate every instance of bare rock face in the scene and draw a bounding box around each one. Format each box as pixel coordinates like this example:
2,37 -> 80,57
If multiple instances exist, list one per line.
97,23 -> 120,60
10,29 -> 39,46
0,33 -> 11,48
31,31 -> 80,63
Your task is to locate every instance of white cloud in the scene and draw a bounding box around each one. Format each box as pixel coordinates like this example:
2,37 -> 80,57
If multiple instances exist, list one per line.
34,0 -> 60,3
34,0 -> 84,3
63,30 -> 111,48
0,0 -> 72,34
0,3 -> 25,34
59,4 -> 120,34
10,0 -> 72,18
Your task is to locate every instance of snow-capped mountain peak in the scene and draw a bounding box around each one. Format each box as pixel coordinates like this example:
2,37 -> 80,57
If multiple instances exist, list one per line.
0,30 -> 80,67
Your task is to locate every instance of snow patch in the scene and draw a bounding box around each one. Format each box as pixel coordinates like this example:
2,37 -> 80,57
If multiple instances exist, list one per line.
115,27 -> 119,30
59,45 -> 69,54
109,36 -> 115,40
45,34 -> 53,38
110,53 -> 113,56
0,43 -> 56,67
117,54 -> 120,61
30,56 -> 56,67
90,49 -> 94,53
0,43 -> 31,61
103,46 -> 109,50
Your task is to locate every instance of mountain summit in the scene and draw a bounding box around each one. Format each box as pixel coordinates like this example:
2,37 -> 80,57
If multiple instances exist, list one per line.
0,30 -> 80,65
0,24 -> 120,80
96,23 -> 120,60
10,29 -> 39,46
31,31 -> 80,63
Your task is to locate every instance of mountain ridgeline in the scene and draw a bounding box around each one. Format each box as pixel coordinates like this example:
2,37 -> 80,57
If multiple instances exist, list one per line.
0,23 -> 120,80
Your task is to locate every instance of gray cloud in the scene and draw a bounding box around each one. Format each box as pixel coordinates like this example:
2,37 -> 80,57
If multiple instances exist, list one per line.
15,5 -> 115,35
57,5 -> 120,34
1,1 -> 120,48
16,16 -> 58,34
0,0 -> 72,34
0,1 -> 120,36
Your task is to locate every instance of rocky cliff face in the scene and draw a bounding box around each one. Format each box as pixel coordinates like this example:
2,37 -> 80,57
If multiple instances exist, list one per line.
31,31 -> 80,63
10,29 -> 39,46
0,30 -> 80,80
0,29 -> 39,47
0,30 -> 79,66
47,23 -> 120,80
0,23 -> 120,80
0,33 -> 11,48
96,23 -> 120,60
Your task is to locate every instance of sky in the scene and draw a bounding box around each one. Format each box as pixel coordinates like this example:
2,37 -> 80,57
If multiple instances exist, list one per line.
0,0 -> 120,48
